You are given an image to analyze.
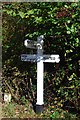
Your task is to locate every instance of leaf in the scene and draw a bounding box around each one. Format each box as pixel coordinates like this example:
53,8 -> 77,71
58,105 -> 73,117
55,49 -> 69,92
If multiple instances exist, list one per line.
76,38 -> 79,43
27,10 -> 34,15
71,25 -> 75,33
7,10 -> 13,15
67,31 -> 71,34
67,20 -> 71,23
52,19 -> 58,24
18,11 -> 25,18
35,17 -> 42,23
71,3 -> 78,7
50,111 -> 59,118
13,12 -> 17,17
64,5 -> 68,8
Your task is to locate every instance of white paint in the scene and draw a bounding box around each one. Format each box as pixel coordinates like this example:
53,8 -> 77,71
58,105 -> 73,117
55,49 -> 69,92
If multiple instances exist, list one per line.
36,36 -> 44,105
43,59 -> 60,63
36,58 -> 44,105
21,35 -> 60,106
21,54 -> 60,63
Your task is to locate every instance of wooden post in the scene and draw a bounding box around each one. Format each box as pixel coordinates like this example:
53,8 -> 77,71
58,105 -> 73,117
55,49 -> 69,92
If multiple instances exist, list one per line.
36,35 -> 44,113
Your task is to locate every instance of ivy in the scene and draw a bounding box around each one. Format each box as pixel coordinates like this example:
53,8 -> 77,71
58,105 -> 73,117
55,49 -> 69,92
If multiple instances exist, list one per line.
2,2 -> 80,117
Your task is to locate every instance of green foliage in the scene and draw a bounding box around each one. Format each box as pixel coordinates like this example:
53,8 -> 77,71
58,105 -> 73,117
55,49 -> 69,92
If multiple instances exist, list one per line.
50,111 -> 59,119
3,103 -> 15,117
2,2 -> 80,118
20,96 -> 26,105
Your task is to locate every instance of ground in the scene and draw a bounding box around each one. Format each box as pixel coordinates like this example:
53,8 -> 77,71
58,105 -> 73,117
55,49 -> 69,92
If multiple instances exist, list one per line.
0,101 -> 79,119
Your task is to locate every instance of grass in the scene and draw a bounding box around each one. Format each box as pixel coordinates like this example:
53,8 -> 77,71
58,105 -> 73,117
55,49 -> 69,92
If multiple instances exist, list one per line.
1,100 -> 78,119
0,94 -> 79,119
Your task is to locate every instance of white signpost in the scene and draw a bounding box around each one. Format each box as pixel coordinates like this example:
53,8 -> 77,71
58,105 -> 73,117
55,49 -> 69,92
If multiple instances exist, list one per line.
21,35 -> 60,113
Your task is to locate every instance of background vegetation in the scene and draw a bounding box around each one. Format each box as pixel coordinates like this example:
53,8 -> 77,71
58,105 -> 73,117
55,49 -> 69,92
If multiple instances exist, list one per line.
2,2 -> 80,118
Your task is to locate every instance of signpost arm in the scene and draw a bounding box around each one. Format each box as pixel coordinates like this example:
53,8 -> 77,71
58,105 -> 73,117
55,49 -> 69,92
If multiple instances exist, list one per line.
36,35 -> 44,113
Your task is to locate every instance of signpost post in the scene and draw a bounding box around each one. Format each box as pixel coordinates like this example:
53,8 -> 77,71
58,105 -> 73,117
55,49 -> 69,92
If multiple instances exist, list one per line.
21,35 -> 60,113
36,36 -> 44,113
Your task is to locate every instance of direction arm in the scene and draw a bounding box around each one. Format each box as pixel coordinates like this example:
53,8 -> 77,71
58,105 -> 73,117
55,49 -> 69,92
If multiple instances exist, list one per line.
24,39 -> 37,49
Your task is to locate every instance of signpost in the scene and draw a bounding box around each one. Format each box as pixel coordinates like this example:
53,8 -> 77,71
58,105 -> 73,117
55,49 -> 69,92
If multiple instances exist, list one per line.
21,54 -> 60,62
21,35 -> 60,113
